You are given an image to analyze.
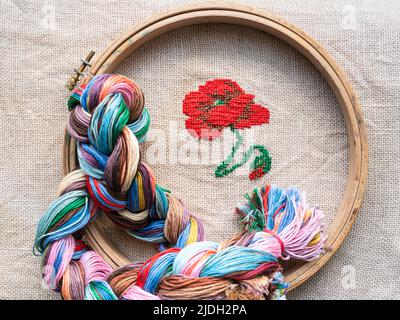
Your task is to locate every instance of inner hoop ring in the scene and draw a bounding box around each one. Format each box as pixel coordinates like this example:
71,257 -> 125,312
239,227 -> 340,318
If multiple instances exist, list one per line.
63,3 -> 368,292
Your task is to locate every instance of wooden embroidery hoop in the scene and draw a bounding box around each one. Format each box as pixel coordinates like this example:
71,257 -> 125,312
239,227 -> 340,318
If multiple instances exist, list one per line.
63,2 -> 368,292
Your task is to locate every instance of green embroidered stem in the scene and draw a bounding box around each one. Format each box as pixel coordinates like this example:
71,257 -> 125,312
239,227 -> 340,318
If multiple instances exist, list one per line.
214,127 -> 272,179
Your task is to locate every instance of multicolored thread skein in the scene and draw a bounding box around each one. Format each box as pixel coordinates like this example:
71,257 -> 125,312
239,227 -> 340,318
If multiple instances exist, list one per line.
34,74 -> 325,300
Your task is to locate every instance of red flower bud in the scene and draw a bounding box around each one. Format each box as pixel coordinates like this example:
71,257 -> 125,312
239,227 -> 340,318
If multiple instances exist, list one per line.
249,166 -> 265,180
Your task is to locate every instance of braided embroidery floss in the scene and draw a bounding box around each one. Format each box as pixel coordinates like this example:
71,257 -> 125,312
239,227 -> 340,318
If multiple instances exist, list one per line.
183,79 -> 272,180
34,73 -> 325,300
103,180 -> 327,300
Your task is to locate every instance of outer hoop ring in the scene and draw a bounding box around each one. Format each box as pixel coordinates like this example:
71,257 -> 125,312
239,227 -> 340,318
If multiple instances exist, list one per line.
63,3 -> 368,292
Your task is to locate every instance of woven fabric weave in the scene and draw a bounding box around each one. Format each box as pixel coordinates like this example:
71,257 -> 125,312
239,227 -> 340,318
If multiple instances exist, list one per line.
0,0 -> 399,299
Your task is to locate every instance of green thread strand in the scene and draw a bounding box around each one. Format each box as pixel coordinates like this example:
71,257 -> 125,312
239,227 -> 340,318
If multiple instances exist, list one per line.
135,108 -> 151,138
51,197 -> 86,227
243,191 -> 266,232
112,98 -> 130,146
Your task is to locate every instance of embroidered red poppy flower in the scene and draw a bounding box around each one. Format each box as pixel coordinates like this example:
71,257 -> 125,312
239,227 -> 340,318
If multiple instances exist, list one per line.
183,79 -> 270,140
183,79 -> 272,181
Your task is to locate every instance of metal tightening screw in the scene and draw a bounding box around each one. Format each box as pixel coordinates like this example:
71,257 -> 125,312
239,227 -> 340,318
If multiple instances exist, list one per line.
66,51 -> 95,91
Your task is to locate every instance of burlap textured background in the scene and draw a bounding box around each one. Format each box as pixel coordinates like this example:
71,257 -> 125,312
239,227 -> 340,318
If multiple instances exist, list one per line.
0,0 -> 399,299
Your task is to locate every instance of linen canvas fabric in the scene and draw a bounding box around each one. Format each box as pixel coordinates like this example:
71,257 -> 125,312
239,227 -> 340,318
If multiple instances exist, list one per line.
0,0 -> 399,299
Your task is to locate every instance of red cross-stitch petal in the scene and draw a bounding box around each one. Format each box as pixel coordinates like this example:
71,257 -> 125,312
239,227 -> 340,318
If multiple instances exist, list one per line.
198,79 -> 244,97
185,117 -> 223,140
206,104 -> 246,127
183,91 -> 214,117
234,103 -> 270,129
